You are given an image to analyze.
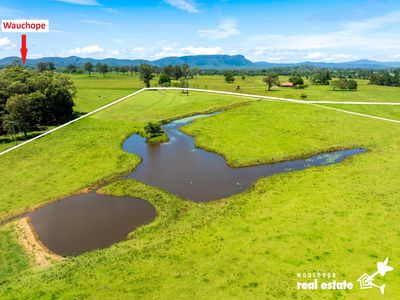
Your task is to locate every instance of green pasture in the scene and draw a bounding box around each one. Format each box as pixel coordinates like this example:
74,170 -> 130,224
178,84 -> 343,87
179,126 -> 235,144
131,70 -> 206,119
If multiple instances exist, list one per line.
1,90 -> 399,299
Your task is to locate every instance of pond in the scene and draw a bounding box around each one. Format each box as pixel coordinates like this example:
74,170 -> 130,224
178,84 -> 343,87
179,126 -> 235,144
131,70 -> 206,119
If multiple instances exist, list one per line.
29,112 -> 366,256
123,114 -> 366,202
29,193 -> 156,256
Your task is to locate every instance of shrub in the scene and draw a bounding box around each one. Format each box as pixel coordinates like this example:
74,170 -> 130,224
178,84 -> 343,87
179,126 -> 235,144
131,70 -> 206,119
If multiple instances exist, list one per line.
289,76 -> 304,86
144,122 -> 168,143
158,73 -> 171,86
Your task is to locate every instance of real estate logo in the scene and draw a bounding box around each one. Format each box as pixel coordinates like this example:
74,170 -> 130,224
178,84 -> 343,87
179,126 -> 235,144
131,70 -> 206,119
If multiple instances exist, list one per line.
357,257 -> 394,295
297,257 -> 394,296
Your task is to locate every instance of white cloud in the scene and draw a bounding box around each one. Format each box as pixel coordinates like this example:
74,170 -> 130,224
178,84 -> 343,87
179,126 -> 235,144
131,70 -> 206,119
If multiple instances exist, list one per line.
57,0 -> 99,5
180,46 -> 223,55
343,10 -> 400,32
82,20 -> 111,25
130,46 -> 223,59
164,0 -> 198,13
199,19 -> 240,40
66,45 -> 104,55
0,37 -> 16,50
239,47 -> 359,63
248,10 -> 400,53
306,52 -> 325,59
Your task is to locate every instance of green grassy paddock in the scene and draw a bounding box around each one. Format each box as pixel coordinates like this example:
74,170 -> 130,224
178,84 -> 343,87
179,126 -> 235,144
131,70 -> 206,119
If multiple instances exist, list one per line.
1,91 -> 400,299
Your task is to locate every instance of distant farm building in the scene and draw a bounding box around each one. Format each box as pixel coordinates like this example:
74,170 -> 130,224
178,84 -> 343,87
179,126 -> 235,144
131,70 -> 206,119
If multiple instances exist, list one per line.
280,82 -> 294,87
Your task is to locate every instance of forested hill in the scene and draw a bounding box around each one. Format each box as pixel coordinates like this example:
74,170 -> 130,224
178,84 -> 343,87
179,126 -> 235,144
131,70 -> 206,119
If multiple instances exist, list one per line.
1,54 -> 400,69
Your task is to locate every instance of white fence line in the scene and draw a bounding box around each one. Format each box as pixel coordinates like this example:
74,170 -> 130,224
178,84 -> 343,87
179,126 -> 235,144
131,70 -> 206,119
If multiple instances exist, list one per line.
147,87 -> 400,105
1,87 -> 400,157
311,103 -> 400,124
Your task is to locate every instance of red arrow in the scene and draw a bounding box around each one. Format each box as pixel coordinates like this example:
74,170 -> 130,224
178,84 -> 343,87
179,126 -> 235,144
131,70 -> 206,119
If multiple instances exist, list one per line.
20,34 -> 28,64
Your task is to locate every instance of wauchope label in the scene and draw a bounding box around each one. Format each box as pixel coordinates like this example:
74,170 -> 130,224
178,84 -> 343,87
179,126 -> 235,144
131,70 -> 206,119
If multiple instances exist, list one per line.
2,20 -> 49,32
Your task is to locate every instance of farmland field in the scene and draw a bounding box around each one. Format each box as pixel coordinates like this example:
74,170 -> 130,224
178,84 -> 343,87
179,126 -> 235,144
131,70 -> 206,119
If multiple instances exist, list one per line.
1,87 -> 400,299
1,73 -> 399,153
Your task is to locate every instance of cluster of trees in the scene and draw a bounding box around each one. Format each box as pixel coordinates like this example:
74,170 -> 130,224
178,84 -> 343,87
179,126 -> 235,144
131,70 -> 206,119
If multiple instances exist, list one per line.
81,62 -> 138,77
310,71 -> 332,85
288,76 -> 305,88
37,62 -> 56,73
0,67 -> 76,137
60,62 -> 138,76
369,71 -> 400,87
157,64 -> 194,88
331,78 -> 358,90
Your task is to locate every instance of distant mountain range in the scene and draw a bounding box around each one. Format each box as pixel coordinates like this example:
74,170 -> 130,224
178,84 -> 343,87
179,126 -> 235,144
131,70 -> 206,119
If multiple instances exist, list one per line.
1,54 -> 400,70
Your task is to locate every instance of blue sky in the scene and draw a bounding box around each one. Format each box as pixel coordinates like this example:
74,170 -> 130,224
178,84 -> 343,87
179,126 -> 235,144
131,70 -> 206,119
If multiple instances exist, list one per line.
1,0 -> 400,62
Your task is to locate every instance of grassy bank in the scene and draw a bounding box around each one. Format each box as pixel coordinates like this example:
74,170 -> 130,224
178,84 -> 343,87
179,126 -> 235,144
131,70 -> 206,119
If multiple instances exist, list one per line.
1,91 -> 399,299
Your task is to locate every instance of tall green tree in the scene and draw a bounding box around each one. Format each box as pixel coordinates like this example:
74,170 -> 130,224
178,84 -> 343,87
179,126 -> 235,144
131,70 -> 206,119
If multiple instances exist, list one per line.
5,94 -> 36,137
96,63 -> 109,78
84,62 -> 94,77
139,64 -> 154,88
224,71 -> 235,83
263,73 -> 279,91
158,73 -> 171,86
37,62 -> 47,73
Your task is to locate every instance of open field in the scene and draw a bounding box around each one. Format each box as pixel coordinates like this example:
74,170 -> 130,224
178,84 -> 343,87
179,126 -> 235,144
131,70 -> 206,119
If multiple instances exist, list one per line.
71,73 -> 141,113
71,73 -> 400,104
187,75 -> 400,103
2,73 -> 400,153
1,90 -> 400,299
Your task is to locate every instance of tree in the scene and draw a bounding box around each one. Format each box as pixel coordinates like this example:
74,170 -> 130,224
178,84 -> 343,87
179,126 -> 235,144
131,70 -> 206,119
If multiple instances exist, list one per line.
5,94 -> 36,137
44,74 -> 76,122
331,78 -> 358,91
338,78 -> 348,90
263,73 -> 279,91
224,71 -> 235,83
311,71 -> 331,85
289,76 -> 304,86
331,80 -> 339,91
138,64 -> 154,88
84,62 -> 94,77
173,65 -> 183,80
47,62 -> 56,71
182,64 -> 191,79
37,62 -> 47,73
0,67 -> 76,138
120,66 -> 129,75
144,122 -> 164,138
66,64 -> 77,74
158,73 -> 171,86
241,75 -> 246,80
348,79 -> 358,90
96,63 -> 109,77
128,65 -> 137,76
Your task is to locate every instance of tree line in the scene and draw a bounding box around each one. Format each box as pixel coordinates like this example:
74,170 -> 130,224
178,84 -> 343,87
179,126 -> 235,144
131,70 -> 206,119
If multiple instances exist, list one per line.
0,67 -> 76,138
4,59 -> 400,88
